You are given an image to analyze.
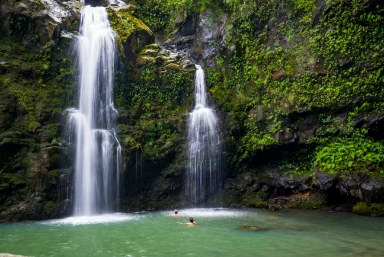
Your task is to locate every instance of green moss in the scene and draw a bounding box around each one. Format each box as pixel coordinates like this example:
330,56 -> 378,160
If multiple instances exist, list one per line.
107,6 -> 153,55
44,201 -> 56,216
242,196 -> 268,208
353,202 -> 384,216
290,199 -> 324,210
48,169 -> 59,178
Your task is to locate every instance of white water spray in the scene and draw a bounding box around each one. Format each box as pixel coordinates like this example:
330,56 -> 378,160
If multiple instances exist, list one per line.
187,65 -> 221,205
66,6 -> 121,216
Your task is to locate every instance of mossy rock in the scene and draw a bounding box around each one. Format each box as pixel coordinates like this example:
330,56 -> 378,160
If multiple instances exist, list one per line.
44,201 -> 56,216
139,48 -> 159,57
0,182 -> 10,190
107,6 -> 154,58
144,44 -> 161,51
353,202 -> 384,217
136,56 -> 155,67
165,63 -> 181,71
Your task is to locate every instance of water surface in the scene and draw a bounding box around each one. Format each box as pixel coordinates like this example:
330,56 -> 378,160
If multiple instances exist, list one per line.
0,209 -> 383,257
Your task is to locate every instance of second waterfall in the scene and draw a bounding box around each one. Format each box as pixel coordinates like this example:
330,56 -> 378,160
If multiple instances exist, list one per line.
67,6 -> 121,216
186,65 -> 222,206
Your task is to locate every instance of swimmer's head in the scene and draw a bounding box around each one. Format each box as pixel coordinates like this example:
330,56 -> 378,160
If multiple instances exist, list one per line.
174,209 -> 178,214
189,217 -> 194,223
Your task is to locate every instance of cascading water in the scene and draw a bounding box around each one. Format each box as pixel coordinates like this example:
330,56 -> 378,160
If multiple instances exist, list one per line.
66,5 -> 121,216
186,65 -> 221,205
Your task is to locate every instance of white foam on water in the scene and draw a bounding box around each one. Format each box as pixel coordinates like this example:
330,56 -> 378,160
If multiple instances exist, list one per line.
166,208 -> 254,218
42,213 -> 134,226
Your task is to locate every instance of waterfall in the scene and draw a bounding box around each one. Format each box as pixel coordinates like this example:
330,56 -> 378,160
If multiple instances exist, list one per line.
66,6 -> 121,216
187,65 -> 221,205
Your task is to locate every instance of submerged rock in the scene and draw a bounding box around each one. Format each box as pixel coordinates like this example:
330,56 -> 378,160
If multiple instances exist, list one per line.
239,225 -> 267,231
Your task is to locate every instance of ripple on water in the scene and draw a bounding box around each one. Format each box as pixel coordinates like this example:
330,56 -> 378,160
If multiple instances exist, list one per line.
41,213 -> 135,226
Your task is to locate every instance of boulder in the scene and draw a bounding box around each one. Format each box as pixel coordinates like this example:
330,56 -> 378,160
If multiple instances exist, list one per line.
361,180 -> 384,203
107,6 -> 154,60
165,63 -> 181,71
0,0 -> 81,44
337,177 -> 362,200
314,172 -> 338,191
273,129 -> 297,144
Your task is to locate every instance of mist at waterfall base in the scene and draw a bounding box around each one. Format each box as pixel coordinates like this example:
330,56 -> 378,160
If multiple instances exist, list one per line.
1,209 -> 383,257
65,6 -> 121,217
186,65 -> 221,206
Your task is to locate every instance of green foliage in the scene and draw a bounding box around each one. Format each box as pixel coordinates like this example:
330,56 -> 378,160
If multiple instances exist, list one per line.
192,0 -> 384,170
279,145 -> 315,178
290,197 -> 325,210
131,65 -> 189,104
133,0 -> 222,35
133,0 -> 195,34
315,136 -> 384,176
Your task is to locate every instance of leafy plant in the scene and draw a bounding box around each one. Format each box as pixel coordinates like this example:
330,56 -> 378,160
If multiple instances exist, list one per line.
314,136 -> 384,175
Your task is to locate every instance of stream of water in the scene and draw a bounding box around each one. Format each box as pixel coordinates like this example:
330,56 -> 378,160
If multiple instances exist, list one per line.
66,6 -> 121,216
186,65 -> 221,206
0,209 -> 383,257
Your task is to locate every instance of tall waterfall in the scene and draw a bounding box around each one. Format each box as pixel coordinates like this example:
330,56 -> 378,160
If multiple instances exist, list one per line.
187,65 -> 221,205
66,6 -> 121,216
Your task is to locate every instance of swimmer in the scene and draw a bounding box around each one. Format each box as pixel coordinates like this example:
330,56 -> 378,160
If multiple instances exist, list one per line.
169,209 -> 182,216
177,217 -> 196,225
189,217 -> 196,225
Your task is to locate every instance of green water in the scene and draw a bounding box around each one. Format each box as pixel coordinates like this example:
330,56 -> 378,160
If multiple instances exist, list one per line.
0,209 -> 383,257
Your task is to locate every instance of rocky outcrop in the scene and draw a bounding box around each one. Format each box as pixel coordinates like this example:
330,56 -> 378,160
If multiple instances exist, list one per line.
314,172 -> 338,191
0,0 -> 80,222
107,5 -> 154,61
163,9 -> 227,67
0,0 -> 81,44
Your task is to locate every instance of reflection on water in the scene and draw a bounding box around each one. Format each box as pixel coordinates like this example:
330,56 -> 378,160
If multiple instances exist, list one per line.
0,209 -> 383,257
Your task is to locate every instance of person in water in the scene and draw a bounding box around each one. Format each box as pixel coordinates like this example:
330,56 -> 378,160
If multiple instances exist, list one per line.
177,217 -> 196,225
174,209 -> 178,215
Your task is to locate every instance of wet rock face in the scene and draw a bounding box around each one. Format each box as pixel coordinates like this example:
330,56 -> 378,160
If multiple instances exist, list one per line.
163,14 -> 196,55
314,172 -> 338,191
360,180 -> 384,203
190,10 -> 227,67
0,0 -> 81,44
163,9 -> 227,67
0,0 -> 81,222
312,171 -> 384,205
337,177 -> 362,200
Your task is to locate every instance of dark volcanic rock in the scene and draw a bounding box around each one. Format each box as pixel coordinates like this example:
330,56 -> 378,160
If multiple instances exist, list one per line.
0,0 -> 81,43
273,130 -> 297,144
275,176 -> 310,193
314,172 -> 338,191
337,177 -> 362,200
361,180 -> 384,203
190,10 -> 227,66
